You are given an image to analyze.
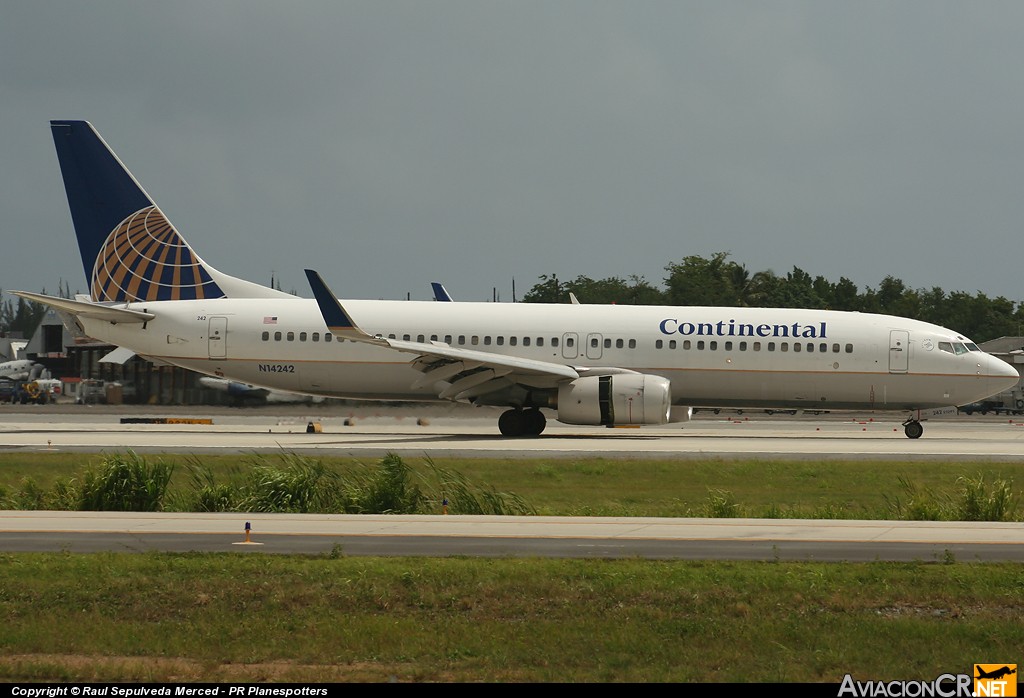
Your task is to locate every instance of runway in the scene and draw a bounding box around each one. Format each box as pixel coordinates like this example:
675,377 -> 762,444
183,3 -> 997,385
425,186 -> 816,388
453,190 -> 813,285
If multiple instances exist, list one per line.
3,405 -> 1024,460
2,511 -> 1023,562
2,405 -> 1023,561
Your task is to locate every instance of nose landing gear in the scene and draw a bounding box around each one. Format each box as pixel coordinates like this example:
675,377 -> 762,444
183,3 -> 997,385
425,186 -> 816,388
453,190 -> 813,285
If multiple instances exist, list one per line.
902,418 -> 924,439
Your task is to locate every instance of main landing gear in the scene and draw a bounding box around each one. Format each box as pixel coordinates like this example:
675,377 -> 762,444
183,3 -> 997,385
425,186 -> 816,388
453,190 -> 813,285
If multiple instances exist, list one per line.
498,408 -> 547,437
902,418 -> 924,439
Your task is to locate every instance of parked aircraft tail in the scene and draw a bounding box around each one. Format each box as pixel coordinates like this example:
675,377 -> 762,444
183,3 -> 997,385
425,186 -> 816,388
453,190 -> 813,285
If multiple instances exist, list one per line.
50,120 -> 290,302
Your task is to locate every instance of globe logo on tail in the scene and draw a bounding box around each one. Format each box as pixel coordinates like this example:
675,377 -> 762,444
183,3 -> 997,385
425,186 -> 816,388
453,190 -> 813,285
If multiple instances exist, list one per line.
91,206 -> 224,302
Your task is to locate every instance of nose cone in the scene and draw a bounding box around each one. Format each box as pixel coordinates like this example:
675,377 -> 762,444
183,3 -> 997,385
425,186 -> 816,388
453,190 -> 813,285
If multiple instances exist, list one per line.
982,353 -> 1021,394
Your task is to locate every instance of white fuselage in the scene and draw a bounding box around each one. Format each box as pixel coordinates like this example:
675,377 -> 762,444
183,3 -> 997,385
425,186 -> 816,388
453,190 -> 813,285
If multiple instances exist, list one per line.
81,298 -> 1017,412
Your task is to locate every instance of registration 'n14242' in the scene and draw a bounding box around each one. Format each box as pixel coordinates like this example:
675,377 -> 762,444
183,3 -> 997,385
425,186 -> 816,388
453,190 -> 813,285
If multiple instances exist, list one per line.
258,364 -> 295,373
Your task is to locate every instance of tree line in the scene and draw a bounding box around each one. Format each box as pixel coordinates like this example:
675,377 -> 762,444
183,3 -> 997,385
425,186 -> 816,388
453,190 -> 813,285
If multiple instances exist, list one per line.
521,252 -> 1023,344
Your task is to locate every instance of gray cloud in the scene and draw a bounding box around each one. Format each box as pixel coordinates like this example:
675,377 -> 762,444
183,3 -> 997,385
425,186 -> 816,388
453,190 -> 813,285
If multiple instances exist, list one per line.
3,1 -> 1024,308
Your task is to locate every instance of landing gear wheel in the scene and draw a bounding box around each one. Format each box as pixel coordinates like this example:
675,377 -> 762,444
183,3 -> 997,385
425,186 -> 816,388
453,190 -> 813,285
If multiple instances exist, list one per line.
498,409 -> 525,436
903,420 -> 924,439
498,408 -> 547,437
524,408 -> 546,436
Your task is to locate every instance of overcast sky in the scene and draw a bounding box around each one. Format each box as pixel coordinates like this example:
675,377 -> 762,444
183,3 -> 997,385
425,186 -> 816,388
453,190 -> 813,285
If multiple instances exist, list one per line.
3,2 -> 1024,305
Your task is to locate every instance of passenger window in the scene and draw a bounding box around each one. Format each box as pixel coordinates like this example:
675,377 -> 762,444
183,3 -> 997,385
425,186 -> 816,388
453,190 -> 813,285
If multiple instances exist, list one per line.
767,342 -> 775,351
725,341 -> 733,351
287,332 -> 295,341
819,343 -> 827,353
566,338 -> 573,348
403,334 -> 411,341
739,341 -> 747,351
261,331 -> 269,341
312,332 -> 320,342
523,337 -> 531,346
299,332 -> 307,342
616,339 -> 624,349
697,341 -> 705,350
832,343 -> 839,353
628,339 -> 636,349
781,343 -> 789,352
656,339 -> 664,349
325,334 -> 332,343
683,340 -> 691,350
274,331 -> 282,341
845,344 -> 853,353
484,336 -> 491,346
753,342 -> 761,351
497,337 -> 504,346
430,334 -> 438,342
669,340 -> 677,350
603,338 -> 611,349
444,335 -> 453,344
709,341 -> 717,350
458,336 -> 466,345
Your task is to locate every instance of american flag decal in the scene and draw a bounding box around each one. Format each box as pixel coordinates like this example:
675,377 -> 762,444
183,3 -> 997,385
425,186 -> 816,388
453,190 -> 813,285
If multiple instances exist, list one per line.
263,316 -> 278,324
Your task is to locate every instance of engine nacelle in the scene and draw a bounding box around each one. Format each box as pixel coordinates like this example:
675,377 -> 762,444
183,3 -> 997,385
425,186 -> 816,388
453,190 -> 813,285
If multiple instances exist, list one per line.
557,374 -> 672,426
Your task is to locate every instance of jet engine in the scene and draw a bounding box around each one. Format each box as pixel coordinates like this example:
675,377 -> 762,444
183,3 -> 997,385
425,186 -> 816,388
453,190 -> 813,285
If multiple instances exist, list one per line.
557,374 -> 672,426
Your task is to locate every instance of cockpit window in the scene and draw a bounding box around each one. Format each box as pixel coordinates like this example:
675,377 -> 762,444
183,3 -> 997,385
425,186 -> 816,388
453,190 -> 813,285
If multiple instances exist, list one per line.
955,343 -> 969,355
965,343 -> 980,352
938,342 -> 954,354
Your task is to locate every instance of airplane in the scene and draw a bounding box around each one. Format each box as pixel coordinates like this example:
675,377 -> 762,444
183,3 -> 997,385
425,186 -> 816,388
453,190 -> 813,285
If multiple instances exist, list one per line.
0,359 -> 44,382
975,666 -> 1016,680
198,376 -> 325,405
13,120 -> 1020,439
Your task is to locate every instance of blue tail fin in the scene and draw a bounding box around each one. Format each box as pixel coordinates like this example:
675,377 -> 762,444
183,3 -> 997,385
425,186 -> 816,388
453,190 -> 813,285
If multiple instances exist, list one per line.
50,120 -> 288,302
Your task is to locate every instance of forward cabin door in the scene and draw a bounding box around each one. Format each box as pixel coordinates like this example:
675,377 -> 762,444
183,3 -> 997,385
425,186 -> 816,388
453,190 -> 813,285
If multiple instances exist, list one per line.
208,317 -> 228,360
889,330 -> 909,373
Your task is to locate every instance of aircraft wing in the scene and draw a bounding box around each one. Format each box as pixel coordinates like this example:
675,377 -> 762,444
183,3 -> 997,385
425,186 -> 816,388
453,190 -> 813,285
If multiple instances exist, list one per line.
10,290 -> 154,324
305,270 -> 579,401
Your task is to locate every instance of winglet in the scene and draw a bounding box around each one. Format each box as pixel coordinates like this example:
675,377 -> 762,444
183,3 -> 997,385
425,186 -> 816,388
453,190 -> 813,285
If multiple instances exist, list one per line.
304,269 -> 381,343
431,282 -> 453,302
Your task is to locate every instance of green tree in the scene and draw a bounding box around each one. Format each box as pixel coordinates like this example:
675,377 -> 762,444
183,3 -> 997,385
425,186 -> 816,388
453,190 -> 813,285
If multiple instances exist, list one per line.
663,252 -> 743,306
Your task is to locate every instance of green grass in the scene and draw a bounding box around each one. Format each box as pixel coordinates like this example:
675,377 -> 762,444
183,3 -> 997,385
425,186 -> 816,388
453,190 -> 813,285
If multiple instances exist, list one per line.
1,452 -> 1022,682
0,553 -> 1021,682
2,452 -> 1021,520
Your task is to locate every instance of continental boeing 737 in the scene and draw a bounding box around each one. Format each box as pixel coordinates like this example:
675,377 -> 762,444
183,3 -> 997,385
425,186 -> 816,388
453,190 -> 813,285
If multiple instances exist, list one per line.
13,121 -> 1019,438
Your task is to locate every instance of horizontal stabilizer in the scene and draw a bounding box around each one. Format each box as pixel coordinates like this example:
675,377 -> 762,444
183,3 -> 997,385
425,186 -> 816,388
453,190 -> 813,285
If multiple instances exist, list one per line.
10,290 -> 154,324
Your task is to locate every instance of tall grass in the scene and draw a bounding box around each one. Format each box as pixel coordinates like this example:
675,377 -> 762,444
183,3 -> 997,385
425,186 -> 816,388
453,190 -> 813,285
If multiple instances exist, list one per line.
1,453 -> 1021,521
422,457 -> 535,515
154,452 -> 530,515
885,473 -> 1019,521
76,451 -> 174,511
